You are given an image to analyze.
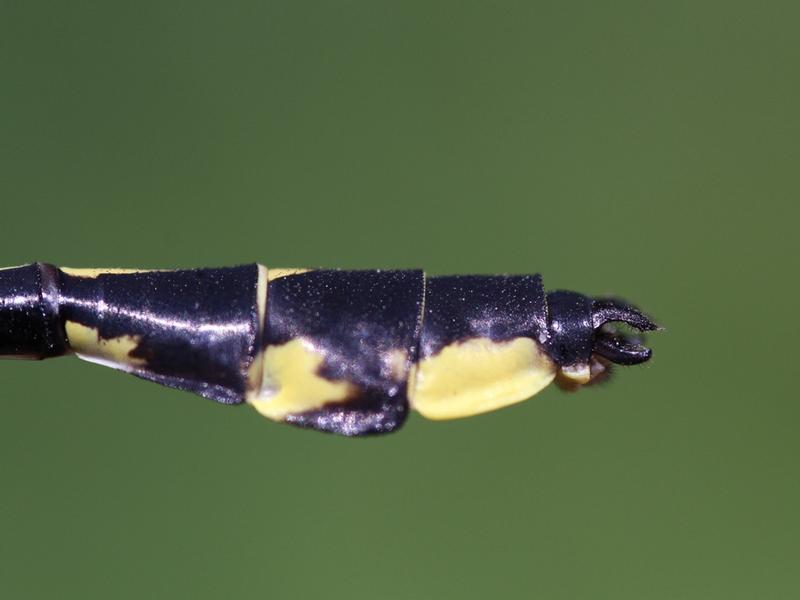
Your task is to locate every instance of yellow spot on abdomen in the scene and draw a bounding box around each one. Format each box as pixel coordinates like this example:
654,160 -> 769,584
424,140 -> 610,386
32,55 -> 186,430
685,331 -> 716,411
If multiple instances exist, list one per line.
410,337 -> 556,420
384,348 -> 410,382
248,338 -> 356,421
65,321 -> 146,370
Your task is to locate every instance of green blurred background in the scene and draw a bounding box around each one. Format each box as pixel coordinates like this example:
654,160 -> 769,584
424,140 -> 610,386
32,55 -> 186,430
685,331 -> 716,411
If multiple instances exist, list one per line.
1,1 -> 797,598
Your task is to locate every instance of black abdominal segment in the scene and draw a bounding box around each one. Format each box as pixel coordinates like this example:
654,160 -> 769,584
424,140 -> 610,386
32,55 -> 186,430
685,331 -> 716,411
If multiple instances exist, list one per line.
265,270 -> 424,435
60,266 -> 261,404
420,275 -> 548,358
0,264 -> 67,358
0,264 -> 260,404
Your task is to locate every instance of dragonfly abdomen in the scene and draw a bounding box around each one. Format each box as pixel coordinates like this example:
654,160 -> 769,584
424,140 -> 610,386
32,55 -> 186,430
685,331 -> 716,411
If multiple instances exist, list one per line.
0,263 -> 659,436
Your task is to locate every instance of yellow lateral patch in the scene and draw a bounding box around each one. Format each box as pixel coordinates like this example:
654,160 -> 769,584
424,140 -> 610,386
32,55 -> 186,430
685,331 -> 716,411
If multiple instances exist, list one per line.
410,337 -> 556,420
249,338 -> 356,421
382,348 -> 411,383
267,268 -> 311,281
65,321 -> 146,370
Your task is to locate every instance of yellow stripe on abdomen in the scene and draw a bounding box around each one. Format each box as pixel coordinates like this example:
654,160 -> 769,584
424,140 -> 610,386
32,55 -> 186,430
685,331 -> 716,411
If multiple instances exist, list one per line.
60,267 -> 157,278
267,268 -> 312,281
